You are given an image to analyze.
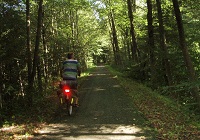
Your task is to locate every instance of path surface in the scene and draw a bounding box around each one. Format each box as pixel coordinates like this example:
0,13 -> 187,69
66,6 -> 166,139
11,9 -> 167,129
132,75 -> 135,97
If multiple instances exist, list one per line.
33,66 -> 156,140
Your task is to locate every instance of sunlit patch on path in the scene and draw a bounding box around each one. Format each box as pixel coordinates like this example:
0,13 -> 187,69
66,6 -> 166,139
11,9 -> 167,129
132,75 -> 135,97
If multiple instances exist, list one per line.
33,123 -> 147,140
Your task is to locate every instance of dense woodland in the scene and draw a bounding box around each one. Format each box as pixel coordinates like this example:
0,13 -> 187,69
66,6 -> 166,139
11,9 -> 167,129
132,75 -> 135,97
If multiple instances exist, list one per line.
0,0 -> 200,126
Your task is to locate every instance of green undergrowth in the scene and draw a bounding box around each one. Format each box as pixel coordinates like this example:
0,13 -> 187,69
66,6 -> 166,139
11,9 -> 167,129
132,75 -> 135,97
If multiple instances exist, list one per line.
0,94 -> 58,139
107,65 -> 200,140
0,66 -> 97,139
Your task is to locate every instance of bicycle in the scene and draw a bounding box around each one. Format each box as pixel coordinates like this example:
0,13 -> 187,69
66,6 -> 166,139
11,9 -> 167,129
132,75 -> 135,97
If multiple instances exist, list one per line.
59,85 -> 77,116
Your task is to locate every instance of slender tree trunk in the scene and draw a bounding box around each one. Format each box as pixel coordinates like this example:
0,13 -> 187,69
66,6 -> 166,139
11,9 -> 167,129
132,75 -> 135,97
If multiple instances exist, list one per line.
105,0 -> 121,65
156,0 -> 173,86
108,14 -> 117,64
125,28 -> 131,60
42,17 -> 48,95
127,0 -> 138,61
110,32 -> 117,64
110,30 -> 117,64
37,61 -> 42,92
26,0 -> 32,88
17,60 -> 24,97
29,0 -> 43,104
31,0 -> 43,84
147,0 -> 157,87
110,11 -> 121,65
0,63 -> 2,109
70,9 -> 75,51
172,0 -> 200,108
75,9 -> 79,51
0,63 -> 3,125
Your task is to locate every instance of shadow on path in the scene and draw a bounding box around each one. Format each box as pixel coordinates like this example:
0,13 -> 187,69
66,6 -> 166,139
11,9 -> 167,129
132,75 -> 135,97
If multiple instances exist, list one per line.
32,65 -> 157,140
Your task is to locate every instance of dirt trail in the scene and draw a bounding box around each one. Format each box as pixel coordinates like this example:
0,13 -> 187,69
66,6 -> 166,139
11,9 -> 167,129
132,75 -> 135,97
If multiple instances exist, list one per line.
33,65 -> 156,140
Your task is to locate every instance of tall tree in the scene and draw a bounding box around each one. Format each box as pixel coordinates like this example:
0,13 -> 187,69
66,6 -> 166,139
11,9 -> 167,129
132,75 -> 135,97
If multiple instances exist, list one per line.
26,0 -> 32,88
147,0 -> 156,87
28,0 -> 43,103
156,0 -> 173,86
125,28 -> 131,61
127,0 -> 138,61
172,0 -> 200,108
42,9 -> 48,94
109,10 -> 121,65
0,63 -> 2,109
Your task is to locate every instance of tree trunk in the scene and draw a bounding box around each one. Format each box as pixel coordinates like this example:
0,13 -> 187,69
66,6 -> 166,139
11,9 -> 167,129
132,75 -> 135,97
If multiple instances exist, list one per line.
110,10 -> 121,65
17,60 -> 24,97
28,0 -> 43,104
26,0 -> 32,88
110,31 -> 117,64
0,63 -> 2,109
147,0 -> 157,88
42,16 -> 48,95
108,13 -> 117,64
37,61 -> 43,93
125,28 -> 131,60
172,0 -> 200,108
127,0 -> 138,61
156,0 -> 173,86
70,9 -> 75,51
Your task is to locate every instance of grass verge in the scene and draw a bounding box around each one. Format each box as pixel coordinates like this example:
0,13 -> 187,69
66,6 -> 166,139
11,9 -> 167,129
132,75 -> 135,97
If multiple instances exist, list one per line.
107,65 -> 200,140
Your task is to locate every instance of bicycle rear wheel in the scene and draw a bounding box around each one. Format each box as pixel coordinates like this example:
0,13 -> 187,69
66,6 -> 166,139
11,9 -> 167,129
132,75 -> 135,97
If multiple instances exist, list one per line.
68,104 -> 73,115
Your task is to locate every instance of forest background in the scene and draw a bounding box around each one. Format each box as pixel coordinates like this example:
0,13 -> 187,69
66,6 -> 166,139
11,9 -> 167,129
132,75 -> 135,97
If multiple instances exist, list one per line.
0,0 -> 200,139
